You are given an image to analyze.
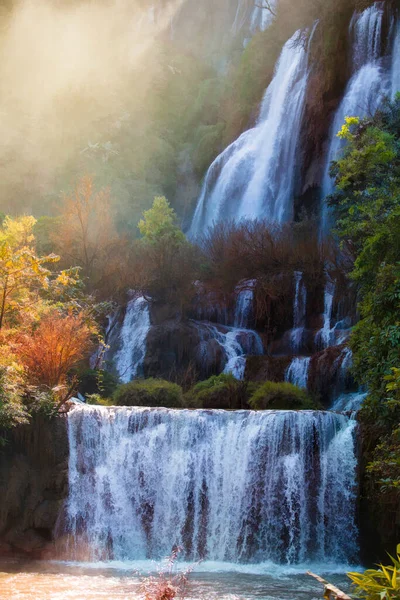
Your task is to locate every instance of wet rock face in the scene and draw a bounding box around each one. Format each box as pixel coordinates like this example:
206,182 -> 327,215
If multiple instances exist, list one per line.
144,318 -> 226,380
0,416 -> 69,558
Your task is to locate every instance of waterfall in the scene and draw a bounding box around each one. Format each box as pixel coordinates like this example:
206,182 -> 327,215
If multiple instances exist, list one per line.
114,296 -> 151,383
66,406 -> 358,565
285,357 -> 311,389
321,3 -> 389,231
290,271 -> 307,353
189,27 -> 313,238
250,0 -> 277,33
316,281 -> 335,349
350,2 -> 383,70
332,391 -> 367,413
392,20 -> 400,98
234,280 -> 256,328
194,321 -> 264,380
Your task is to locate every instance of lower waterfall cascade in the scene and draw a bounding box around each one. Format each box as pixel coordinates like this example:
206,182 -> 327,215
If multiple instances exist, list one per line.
66,406 -> 359,566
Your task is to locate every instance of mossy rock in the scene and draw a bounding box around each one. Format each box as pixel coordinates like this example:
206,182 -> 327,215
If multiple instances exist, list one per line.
248,381 -> 316,410
113,379 -> 183,408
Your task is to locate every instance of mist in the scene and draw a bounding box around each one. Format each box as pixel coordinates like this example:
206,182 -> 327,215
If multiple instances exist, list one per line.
0,0 -> 181,216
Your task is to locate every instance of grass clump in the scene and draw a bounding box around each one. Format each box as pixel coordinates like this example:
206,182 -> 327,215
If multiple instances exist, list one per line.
113,378 -> 183,408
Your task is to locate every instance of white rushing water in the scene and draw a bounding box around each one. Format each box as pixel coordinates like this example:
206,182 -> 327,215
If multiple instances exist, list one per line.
285,357 -> 311,389
194,321 -> 264,380
234,279 -> 256,328
290,271 -> 307,353
114,296 -> 151,383
66,407 -> 359,565
331,391 -> 367,413
321,3 -> 389,230
189,27 -> 313,237
315,281 -> 335,349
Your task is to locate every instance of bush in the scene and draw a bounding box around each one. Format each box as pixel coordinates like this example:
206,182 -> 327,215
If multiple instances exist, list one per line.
249,381 -> 316,410
77,368 -> 119,398
86,394 -> 114,407
185,374 -> 255,410
348,544 -> 400,600
113,379 -> 183,408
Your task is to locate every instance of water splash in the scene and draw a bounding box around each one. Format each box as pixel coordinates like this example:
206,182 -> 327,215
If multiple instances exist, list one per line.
189,28 -> 313,237
66,407 -> 359,565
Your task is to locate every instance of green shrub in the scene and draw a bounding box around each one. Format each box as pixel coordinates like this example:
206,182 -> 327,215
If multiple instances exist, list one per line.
113,379 -> 183,408
185,374 -> 255,410
348,544 -> 400,600
248,381 -> 316,410
86,394 -> 114,407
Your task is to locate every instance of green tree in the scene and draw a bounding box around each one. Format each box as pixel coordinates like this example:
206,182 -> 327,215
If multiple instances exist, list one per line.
327,96 -> 400,530
138,196 -> 185,244
133,197 -> 200,310
328,98 -> 400,398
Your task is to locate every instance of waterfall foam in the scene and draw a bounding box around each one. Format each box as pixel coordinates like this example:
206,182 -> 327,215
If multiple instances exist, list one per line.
189,28 -> 313,237
66,406 -> 359,565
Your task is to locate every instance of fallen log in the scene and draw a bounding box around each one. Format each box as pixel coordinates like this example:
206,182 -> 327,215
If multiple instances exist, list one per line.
306,571 -> 352,600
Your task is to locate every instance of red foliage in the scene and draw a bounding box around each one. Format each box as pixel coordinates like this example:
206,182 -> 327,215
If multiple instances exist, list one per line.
16,311 -> 94,389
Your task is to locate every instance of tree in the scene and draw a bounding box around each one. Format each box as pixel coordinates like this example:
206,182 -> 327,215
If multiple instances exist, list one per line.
328,97 -> 400,398
138,196 -> 185,244
327,96 -> 400,538
132,197 -> 200,310
0,216 -> 60,330
15,311 -> 95,394
55,176 -> 130,299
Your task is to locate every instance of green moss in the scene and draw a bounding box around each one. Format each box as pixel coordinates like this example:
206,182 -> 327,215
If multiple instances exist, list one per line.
249,381 -> 316,410
113,378 -> 183,408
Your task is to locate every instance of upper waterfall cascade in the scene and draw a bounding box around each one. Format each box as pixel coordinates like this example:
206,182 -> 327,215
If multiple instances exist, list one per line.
66,406 -> 359,565
321,2 -> 392,230
189,27 -> 313,237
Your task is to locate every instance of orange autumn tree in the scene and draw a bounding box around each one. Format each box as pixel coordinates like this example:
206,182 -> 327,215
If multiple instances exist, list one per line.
54,175 -> 131,299
16,311 -> 95,397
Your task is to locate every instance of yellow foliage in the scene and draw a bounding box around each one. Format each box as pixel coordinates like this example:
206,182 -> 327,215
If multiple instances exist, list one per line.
337,116 -> 361,141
